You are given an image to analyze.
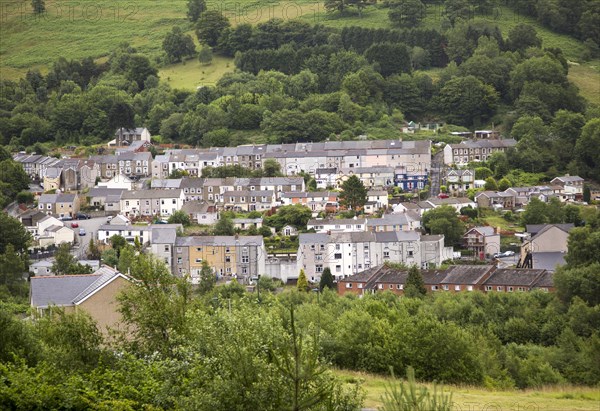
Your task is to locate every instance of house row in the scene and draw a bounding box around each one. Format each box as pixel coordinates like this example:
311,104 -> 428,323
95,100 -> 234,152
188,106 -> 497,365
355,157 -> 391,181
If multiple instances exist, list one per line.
475,177 -> 584,210
314,166 -> 428,192
392,197 -> 477,216
90,151 -> 153,180
96,216 -> 266,281
338,264 -> 554,296
297,231 -> 454,282
443,139 -> 517,166
151,140 -> 431,179
307,212 -> 421,234
13,153 -> 61,181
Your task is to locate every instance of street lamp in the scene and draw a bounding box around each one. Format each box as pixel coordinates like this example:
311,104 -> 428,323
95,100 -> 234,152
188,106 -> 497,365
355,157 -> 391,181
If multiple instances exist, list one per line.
256,274 -> 261,303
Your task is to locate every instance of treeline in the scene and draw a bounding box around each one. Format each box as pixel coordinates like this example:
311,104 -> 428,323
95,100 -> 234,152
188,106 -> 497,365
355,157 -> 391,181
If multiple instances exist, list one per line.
504,0 -> 600,55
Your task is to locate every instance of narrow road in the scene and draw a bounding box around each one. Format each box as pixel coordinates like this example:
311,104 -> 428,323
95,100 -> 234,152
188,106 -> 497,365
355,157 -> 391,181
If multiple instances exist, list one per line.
428,150 -> 444,199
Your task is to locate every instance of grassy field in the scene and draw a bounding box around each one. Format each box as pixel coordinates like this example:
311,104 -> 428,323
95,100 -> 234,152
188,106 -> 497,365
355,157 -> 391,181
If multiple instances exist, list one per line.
2,0 -> 599,105
336,369 -> 600,410
568,61 -> 600,105
159,55 -> 235,90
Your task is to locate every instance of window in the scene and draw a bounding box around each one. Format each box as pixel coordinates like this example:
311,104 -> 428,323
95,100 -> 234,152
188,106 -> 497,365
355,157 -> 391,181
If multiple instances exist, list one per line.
316,264 -> 323,273
345,283 -> 352,288
225,247 -> 230,253
164,245 -> 169,252
378,284 -> 383,290
172,199 -> 176,204
242,255 -> 249,263
443,285 -> 449,291
177,247 -> 182,253
334,253 -> 342,259
397,284 -> 403,290
508,287 -> 514,292
335,244 -> 341,250
319,244 -> 325,251
454,285 -> 461,291
335,265 -> 341,272
195,258 -> 202,263
177,257 -> 182,264
431,285 -> 439,291
225,256 -> 231,263
485,286 -> 492,291
518,287 -> 525,292
383,251 -> 390,259
497,286 -> 504,291
315,255 -> 323,260
467,285 -> 473,291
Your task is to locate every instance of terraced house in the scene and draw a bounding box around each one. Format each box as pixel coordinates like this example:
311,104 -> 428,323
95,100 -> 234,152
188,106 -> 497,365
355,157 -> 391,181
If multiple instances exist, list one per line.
120,189 -> 185,217
173,236 -> 266,282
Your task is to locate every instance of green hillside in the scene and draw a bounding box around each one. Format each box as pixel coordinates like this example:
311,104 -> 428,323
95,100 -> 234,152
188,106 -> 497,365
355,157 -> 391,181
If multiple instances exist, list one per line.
1,1 -> 598,105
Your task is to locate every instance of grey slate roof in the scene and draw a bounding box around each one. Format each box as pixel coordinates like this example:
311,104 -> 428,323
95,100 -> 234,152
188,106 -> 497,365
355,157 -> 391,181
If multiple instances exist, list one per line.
531,252 -> 567,271
440,265 -> 495,285
299,233 -> 329,244
483,269 -> 547,287
468,226 -> 496,236
526,224 -> 574,237
175,235 -> 264,247
31,274 -> 102,308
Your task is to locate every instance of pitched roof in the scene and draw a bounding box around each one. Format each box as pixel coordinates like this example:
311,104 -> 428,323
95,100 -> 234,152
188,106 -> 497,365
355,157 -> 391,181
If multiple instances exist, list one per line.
121,189 -> 182,200
483,268 -> 547,287
175,235 -> 264,247
526,224 -> 574,237
467,226 -> 496,236
440,265 -> 495,285
31,274 -> 102,308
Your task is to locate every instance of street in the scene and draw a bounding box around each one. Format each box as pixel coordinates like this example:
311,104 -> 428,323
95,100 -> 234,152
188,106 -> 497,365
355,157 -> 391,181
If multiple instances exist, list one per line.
428,150 -> 444,199
70,216 -> 107,259
495,254 -> 520,268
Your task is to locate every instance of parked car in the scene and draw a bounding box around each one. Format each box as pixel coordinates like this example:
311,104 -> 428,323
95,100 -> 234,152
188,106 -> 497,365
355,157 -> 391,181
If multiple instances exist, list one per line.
79,228 -> 86,236
59,216 -> 73,221
106,216 -> 113,223
75,212 -> 90,220
493,251 -> 515,258
70,222 -> 79,228
437,193 -> 449,199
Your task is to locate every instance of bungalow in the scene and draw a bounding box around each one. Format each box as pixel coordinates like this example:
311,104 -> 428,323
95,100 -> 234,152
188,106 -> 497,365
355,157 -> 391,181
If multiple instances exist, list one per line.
30,266 -> 131,335
232,218 -> 263,230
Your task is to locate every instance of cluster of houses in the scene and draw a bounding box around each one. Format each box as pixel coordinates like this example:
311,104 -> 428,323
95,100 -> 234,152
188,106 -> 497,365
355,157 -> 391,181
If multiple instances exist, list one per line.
475,176 -> 586,210
14,127 -> 586,292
